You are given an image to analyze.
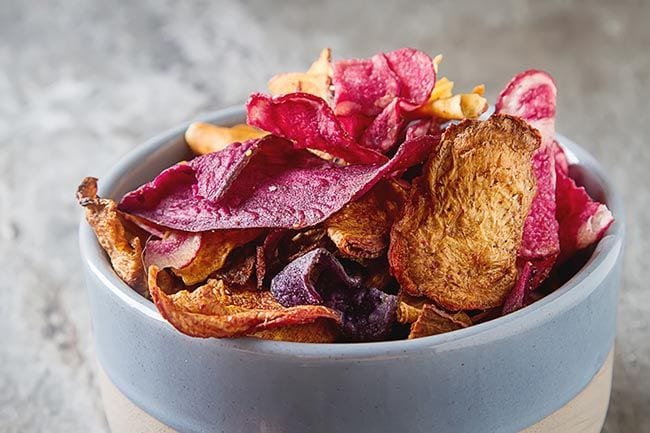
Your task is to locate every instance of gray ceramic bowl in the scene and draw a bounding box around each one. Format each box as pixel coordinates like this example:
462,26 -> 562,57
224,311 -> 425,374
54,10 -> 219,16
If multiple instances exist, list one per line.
79,107 -> 625,433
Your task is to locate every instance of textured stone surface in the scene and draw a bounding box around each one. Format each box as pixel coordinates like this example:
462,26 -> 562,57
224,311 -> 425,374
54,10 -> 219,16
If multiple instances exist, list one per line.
0,0 -> 648,432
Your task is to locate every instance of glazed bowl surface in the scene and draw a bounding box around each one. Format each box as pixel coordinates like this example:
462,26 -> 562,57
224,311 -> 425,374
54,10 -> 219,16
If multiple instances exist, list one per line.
79,107 -> 625,433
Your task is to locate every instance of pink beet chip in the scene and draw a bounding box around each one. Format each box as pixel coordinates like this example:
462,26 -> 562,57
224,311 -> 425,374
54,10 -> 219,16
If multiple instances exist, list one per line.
144,231 -> 202,270
497,70 -> 560,287
246,92 -> 386,164
551,140 -> 569,175
556,167 -> 614,262
332,48 -> 436,152
502,261 -> 533,315
119,134 -> 434,232
360,98 -> 406,152
332,52 -> 400,117
383,48 -> 436,110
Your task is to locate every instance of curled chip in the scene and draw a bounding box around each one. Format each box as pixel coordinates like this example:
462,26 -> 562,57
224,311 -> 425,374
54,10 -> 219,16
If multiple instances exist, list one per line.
408,304 -> 471,339
496,69 -> 560,288
184,122 -> 266,155
389,115 -> 540,310
168,230 -> 261,285
270,248 -> 398,341
119,134 -> 433,232
77,177 -> 147,293
246,92 -> 386,164
144,231 -> 202,271
555,166 -> 614,262
268,48 -> 333,102
416,75 -> 488,121
148,266 -> 342,340
325,180 -> 406,259
333,48 -> 435,117
332,48 -> 436,152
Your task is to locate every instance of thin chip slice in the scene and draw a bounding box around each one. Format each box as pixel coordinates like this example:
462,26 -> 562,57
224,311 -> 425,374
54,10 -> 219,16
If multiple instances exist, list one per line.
389,115 -> 540,310
185,122 -> 267,155
213,244 -> 258,289
415,74 -> 488,121
408,304 -> 471,339
149,266 -> 342,339
144,231 -> 202,271
270,248 -> 398,341
246,92 -> 387,164
77,177 -> 146,293
119,134 -> 433,232
556,168 -> 614,262
496,70 -> 560,287
502,261 -> 534,315
268,48 -> 333,102
325,180 -> 406,259
333,48 -> 435,117
171,229 -> 262,285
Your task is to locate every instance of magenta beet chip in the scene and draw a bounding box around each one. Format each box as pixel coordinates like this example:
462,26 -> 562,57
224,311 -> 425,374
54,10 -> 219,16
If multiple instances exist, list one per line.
270,248 -> 398,341
556,168 -> 614,262
552,140 -> 569,175
246,92 -> 386,164
332,48 -> 436,152
383,48 -> 437,110
119,134 -> 433,232
502,261 -> 533,315
332,53 -> 400,117
333,48 -> 435,117
497,70 -> 560,287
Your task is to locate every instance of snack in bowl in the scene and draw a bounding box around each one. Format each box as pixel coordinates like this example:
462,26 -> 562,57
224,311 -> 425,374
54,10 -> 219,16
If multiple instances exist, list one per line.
78,48 -> 613,343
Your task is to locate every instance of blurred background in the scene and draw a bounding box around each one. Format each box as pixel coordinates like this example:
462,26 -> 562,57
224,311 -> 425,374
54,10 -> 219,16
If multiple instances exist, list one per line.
1,0 -> 648,431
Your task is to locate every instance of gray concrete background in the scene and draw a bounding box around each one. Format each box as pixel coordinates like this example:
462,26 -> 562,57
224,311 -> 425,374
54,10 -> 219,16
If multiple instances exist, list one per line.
0,0 -> 648,431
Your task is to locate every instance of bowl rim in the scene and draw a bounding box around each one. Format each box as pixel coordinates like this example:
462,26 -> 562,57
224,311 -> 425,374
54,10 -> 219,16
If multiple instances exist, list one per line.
79,105 -> 625,358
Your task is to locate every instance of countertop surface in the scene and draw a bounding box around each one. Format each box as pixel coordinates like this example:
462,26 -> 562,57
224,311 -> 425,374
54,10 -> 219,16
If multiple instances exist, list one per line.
1,0 -> 648,432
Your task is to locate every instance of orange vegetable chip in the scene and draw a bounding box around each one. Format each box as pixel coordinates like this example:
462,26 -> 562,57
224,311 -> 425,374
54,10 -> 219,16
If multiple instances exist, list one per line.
76,177 -> 147,293
171,229 -> 262,286
149,266 -> 342,340
389,115 -> 540,310
184,122 -> 267,155
267,48 -> 332,101
408,304 -> 471,339
325,180 -> 407,259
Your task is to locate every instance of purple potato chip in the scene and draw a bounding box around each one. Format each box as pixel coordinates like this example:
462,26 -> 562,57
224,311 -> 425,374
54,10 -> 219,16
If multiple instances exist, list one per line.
270,248 -> 398,341
119,134 -> 433,232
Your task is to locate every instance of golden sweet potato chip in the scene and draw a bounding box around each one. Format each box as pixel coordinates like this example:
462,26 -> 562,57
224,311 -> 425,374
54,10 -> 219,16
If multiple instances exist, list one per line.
149,266 -> 342,340
396,293 -> 427,324
184,122 -> 267,155
325,180 -> 407,259
172,229 -> 262,286
267,48 -> 333,101
389,115 -> 540,310
252,320 -> 340,343
76,177 -> 147,293
416,67 -> 488,120
408,304 -> 471,339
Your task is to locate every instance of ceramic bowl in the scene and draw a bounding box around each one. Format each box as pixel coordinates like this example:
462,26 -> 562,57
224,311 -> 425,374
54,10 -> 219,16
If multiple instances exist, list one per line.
79,107 -> 625,433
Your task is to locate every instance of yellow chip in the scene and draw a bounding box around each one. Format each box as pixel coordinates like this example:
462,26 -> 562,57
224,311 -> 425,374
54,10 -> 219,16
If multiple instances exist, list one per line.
184,122 -> 266,155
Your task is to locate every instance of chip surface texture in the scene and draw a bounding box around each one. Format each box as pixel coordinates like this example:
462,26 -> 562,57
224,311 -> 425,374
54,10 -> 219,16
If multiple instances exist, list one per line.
389,115 -> 540,310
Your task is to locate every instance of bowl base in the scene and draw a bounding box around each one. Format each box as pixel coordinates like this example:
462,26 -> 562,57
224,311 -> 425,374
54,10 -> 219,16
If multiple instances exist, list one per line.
98,350 -> 612,433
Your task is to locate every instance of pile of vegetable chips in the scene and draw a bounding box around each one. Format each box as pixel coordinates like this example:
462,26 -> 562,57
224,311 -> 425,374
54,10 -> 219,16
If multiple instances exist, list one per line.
78,48 -> 613,343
